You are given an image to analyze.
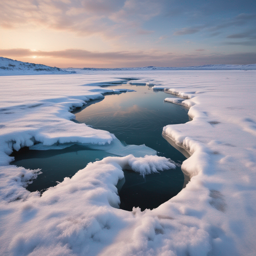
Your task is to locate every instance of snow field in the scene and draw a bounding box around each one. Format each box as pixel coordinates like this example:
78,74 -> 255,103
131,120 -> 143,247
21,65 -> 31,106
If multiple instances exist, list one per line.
0,70 -> 256,255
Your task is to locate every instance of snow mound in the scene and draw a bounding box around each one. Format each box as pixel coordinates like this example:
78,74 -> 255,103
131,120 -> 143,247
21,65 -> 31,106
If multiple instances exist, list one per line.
102,154 -> 175,176
0,57 -> 75,75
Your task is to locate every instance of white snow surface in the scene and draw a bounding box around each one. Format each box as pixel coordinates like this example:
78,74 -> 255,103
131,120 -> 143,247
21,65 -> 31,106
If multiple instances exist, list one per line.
0,70 -> 256,255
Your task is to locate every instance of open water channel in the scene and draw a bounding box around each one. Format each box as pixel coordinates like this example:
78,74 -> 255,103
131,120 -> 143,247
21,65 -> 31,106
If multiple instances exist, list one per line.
11,79 -> 189,211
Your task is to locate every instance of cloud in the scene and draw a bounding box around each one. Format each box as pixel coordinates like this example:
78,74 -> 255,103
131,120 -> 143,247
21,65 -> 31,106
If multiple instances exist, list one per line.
0,0 -> 114,32
224,41 -> 256,46
163,0 -> 256,18
197,0 -> 256,15
1,0 -> 255,48
79,0 -> 124,15
208,32 -> 221,37
109,0 -> 165,35
0,0 -> 164,38
174,13 -> 256,37
0,48 -> 172,62
1,48 -> 256,68
227,33 -> 249,39
227,29 -> 256,39
174,26 -> 203,36
210,13 -> 256,32
110,0 -> 163,22
225,28 -> 256,46
172,12 -> 256,50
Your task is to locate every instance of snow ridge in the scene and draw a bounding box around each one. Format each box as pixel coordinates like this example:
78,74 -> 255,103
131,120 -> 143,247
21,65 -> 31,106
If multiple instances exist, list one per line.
0,57 -> 75,75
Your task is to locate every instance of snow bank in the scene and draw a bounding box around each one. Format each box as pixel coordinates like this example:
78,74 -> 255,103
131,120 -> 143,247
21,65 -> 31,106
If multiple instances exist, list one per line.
0,75 -> 130,166
101,154 -> 175,176
0,70 -> 256,255
164,91 -> 195,108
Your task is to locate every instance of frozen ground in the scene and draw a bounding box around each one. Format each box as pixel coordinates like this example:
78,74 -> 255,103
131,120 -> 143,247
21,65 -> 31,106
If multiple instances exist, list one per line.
0,69 -> 256,256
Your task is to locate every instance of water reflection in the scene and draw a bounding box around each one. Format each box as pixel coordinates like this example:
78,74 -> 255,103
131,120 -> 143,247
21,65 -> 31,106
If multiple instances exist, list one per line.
75,84 -> 189,161
75,83 -> 190,211
11,81 -> 189,211
113,105 -> 145,117
12,145 -> 116,192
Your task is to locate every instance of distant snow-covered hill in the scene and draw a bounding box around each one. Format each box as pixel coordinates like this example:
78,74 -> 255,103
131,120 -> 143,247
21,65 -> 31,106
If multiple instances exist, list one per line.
1,56 -> 255,76
72,64 -> 256,71
0,57 -> 75,75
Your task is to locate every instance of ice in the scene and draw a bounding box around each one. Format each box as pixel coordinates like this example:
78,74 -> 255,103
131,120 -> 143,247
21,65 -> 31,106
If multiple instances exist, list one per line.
0,66 -> 256,255
85,137 -> 156,157
29,143 -> 75,150
29,136 -> 156,157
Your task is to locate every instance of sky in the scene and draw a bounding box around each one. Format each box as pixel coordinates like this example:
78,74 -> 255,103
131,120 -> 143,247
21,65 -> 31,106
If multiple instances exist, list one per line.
0,0 -> 256,68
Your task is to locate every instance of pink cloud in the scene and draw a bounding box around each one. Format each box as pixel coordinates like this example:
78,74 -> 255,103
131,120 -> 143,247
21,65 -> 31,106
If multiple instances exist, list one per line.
0,0 -> 160,38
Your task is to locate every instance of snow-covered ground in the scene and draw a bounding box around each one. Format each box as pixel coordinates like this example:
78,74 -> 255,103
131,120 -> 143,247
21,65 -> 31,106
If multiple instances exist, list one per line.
67,63 -> 256,73
0,69 -> 256,256
0,57 -> 75,75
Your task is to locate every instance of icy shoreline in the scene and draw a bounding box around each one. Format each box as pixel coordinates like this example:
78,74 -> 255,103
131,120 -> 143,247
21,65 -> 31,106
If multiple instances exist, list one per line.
0,70 -> 256,255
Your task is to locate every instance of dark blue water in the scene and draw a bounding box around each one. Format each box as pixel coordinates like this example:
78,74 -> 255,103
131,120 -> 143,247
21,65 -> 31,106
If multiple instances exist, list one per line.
11,81 -> 189,211
75,84 -> 188,161
12,145 -> 115,193
75,83 -> 189,210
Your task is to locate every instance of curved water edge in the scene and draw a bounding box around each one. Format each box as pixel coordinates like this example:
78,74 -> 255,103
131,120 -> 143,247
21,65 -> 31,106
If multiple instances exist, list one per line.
11,79 -> 190,211
74,81 -> 190,210
162,131 -> 191,186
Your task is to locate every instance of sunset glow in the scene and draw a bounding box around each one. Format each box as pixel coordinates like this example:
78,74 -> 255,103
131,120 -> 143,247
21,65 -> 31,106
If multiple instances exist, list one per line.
0,0 -> 255,67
